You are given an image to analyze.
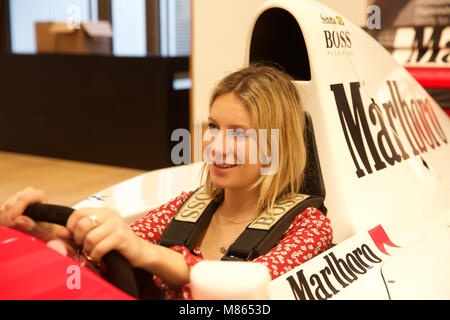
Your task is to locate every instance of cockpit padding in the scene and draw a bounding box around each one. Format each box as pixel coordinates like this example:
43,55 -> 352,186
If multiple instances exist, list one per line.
301,112 -> 326,211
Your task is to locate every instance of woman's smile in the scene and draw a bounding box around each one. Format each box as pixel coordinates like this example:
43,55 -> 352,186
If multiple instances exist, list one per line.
211,163 -> 239,173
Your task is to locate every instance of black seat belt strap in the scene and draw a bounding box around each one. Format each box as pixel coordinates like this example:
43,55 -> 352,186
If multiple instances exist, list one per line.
221,195 -> 324,261
159,188 -> 219,249
160,189 -> 325,262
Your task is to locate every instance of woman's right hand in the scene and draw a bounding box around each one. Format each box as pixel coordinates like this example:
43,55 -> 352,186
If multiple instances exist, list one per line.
0,187 -> 46,230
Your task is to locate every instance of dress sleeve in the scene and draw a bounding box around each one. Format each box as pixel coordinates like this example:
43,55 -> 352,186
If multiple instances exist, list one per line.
252,207 -> 333,280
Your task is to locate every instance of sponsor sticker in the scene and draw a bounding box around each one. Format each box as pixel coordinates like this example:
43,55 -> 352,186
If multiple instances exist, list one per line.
330,80 -> 448,178
271,225 -> 401,300
248,194 -> 310,231
174,189 -> 213,223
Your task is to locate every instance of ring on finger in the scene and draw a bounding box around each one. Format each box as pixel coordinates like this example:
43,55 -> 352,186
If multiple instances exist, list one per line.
88,215 -> 99,229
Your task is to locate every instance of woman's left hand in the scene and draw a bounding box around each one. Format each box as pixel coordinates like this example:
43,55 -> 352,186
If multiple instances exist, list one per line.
60,208 -> 146,266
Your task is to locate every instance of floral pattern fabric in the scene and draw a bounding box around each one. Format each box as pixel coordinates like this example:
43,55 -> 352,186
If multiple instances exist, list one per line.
129,191 -> 333,300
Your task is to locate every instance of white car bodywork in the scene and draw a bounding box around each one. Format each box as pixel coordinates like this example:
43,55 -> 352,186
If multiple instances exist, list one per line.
75,0 -> 450,299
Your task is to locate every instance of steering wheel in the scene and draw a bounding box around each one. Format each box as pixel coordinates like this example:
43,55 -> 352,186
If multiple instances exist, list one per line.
23,203 -> 143,299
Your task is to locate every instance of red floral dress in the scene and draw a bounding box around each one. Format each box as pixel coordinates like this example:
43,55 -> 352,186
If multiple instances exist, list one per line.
129,191 -> 333,300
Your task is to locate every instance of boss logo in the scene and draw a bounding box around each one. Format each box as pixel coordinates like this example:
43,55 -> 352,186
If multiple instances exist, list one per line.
324,30 -> 352,49
249,195 -> 309,230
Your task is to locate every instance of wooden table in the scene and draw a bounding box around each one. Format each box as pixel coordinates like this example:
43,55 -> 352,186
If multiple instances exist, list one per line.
0,151 -> 146,207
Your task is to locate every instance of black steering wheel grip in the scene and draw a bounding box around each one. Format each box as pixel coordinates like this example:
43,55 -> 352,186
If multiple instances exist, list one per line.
23,203 -> 140,299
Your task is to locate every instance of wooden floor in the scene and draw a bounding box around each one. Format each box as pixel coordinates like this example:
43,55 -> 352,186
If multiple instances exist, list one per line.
0,151 -> 146,207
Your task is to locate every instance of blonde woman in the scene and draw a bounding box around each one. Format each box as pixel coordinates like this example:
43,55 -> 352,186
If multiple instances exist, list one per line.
0,65 -> 332,300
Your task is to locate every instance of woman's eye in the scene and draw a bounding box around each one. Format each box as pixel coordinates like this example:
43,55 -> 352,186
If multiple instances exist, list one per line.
233,129 -> 246,138
205,123 -> 220,138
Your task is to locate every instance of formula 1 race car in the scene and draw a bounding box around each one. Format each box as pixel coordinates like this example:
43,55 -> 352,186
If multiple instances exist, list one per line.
1,0 -> 449,300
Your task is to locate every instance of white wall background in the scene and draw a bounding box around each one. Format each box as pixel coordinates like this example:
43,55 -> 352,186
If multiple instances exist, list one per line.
10,0 -> 93,54
111,0 -> 146,56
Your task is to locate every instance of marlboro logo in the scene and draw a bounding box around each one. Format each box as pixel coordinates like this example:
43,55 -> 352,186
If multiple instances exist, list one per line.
368,225 -> 401,255
330,80 -> 448,178
286,225 -> 399,300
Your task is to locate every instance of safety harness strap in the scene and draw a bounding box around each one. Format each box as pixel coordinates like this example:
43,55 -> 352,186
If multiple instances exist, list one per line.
221,195 -> 324,261
159,188 -> 324,261
159,188 -> 219,249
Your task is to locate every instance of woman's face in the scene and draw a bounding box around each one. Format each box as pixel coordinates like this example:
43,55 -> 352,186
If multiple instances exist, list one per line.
203,92 -> 262,190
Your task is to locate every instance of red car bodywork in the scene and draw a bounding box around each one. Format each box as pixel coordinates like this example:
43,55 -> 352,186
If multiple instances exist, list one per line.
406,67 -> 450,117
0,226 -> 134,300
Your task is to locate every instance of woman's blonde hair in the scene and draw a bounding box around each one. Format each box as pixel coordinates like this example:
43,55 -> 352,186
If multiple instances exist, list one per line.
201,64 -> 307,215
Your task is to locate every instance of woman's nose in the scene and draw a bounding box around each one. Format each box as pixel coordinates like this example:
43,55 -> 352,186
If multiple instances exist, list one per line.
207,130 -> 235,163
